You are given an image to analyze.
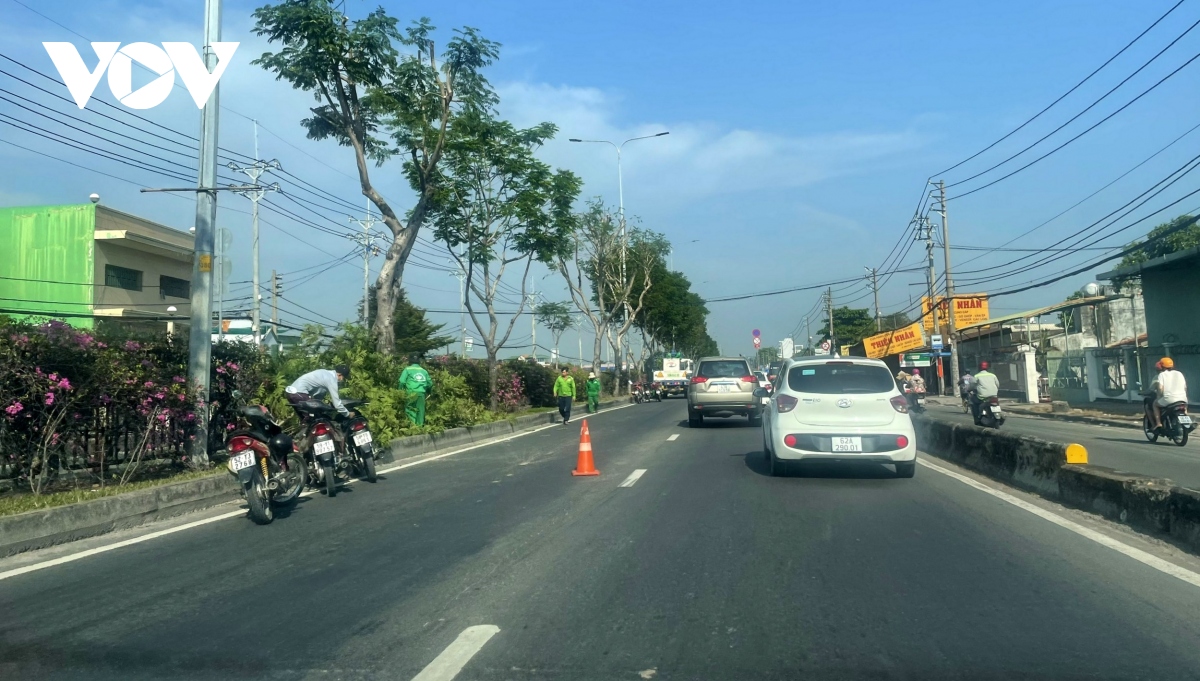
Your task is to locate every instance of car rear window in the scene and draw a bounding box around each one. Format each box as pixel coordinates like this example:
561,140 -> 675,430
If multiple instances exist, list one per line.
787,362 -> 895,394
698,360 -> 750,378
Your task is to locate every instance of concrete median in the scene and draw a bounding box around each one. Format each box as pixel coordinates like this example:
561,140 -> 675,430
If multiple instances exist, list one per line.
914,414 -> 1200,555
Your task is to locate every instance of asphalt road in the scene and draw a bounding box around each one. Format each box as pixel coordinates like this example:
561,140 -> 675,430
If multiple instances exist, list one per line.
925,401 -> 1200,490
4,400 -> 1200,680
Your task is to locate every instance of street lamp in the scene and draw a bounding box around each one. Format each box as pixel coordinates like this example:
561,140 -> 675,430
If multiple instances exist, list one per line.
166,306 -> 178,337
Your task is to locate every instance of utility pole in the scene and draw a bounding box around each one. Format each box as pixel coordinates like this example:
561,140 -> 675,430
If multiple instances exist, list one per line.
271,269 -> 279,336
349,197 -> 381,323
449,257 -> 466,357
937,180 -> 961,397
185,0 -> 224,465
528,290 -> 538,362
806,315 -> 812,354
227,121 -> 280,344
918,216 -> 942,395
866,267 -> 881,330
826,287 -> 835,353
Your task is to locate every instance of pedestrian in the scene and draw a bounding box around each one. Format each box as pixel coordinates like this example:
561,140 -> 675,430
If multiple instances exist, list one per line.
398,354 -> 433,426
553,368 -> 576,425
585,371 -> 602,413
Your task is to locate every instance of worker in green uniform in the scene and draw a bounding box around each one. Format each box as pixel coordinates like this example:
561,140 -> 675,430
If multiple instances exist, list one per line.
398,355 -> 433,426
585,371 -> 602,414
553,368 -> 576,425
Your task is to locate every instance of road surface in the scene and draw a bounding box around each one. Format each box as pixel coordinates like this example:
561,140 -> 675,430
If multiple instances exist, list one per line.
3,400 -> 1200,679
926,401 -> 1200,490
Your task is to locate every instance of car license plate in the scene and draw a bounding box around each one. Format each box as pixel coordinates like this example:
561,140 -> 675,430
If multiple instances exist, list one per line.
1180,415 -> 1193,425
353,432 -> 372,446
832,437 -> 862,452
761,397 -> 770,405
715,383 -> 732,393
228,451 -> 256,471
313,439 -> 335,455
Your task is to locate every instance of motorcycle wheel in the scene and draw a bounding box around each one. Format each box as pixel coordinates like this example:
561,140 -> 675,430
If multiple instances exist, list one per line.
322,462 -> 337,497
361,450 -> 377,482
1171,424 -> 1188,447
245,473 -> 274,525
273,452 -> 306,506
1144,416 -> 1159,443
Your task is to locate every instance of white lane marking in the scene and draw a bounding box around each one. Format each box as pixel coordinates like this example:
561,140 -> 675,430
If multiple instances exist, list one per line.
667,434 -> 679,441
0,404 -> 638,583
411,624 -> 499,681
619,469 -> 647,488
917,458 -> 1200,589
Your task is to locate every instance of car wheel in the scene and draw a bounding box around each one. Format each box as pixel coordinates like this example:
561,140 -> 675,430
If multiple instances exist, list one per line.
749,412 -> 762,427
895,461 -> 916,478
767,445 -> 784,477
688,409 -> 702,428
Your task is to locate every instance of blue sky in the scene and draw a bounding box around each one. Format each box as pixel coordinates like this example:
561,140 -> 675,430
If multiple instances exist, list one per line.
1,0 -> 1198,357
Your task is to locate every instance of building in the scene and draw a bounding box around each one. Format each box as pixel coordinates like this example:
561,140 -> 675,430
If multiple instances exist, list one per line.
0,203 -> 193,331
1098,246 -> 1200,407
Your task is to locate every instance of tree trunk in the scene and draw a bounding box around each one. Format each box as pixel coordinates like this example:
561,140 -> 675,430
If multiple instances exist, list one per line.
487,348 -> 500,412
593,333 -> 604,395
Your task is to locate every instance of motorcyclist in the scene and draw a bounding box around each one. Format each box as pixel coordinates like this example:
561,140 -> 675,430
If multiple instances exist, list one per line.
910,369 -> 926,395
959,371 -> 974,411
970,361 -> 1000,421
1147,357 -> 1189,430
285,365 -> 351,416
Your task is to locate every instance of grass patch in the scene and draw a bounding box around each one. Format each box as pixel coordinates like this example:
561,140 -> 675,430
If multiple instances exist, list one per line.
0,468 -> 224,518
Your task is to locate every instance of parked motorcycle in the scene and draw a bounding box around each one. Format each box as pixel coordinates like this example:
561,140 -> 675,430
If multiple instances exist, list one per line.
290,399 -> 344,497
972,393 -> 1005,429
224,405 -> 305,525
1143,393 -> 1194,446
650,382 -> 664,402
340,399 -> 378,482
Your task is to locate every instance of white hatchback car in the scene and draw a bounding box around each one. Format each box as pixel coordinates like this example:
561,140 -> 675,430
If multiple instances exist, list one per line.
759,356 -> 917,478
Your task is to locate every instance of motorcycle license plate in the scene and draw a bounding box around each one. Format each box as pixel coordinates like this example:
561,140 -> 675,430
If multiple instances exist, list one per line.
1180,415 -> 1193,425
228,451 -> 256,472
991,406 -> 1002,413
313,439 -> 335,456
353,432 -> 373,447
832,437 -> 862,452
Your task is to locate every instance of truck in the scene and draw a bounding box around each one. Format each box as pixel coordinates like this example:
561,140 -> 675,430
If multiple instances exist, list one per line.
651,355 -> 694,397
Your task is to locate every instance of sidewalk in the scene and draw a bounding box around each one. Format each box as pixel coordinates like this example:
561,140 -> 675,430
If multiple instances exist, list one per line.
926,397 -> 1143,430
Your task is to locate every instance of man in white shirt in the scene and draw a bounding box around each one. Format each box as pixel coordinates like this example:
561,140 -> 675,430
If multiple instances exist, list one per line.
1148,357 -> 1189,430
970,361 -> 1000,421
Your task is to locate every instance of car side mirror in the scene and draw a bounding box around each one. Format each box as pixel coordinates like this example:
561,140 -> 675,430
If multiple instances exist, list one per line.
753,387 -> 768,398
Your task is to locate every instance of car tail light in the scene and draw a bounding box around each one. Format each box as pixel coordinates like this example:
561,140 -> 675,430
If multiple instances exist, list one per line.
988,396 -> 999,405
776,394 -> 798,413
896,435 -> 909,448
312,422 -> 331,437
351,421 -> 367,432
690,376 -> 708,384
740,375 -> 757,384
890,395 -> 909,413
229,436 -> 255,453
784,434 -> 798,448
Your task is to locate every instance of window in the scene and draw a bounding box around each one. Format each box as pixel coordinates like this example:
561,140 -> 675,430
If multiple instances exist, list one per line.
697,360 -> 751,378
104,264 -> 142,291
160,275 -> 190,299
788,362 -> 895,394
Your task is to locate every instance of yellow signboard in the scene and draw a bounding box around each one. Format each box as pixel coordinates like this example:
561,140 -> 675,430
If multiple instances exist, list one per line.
864,322 -> 926,359
922,294 -> 990,333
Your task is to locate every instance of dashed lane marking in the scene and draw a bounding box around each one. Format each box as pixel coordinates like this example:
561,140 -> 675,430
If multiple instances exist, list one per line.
411,625 -> 500,681
619,469 -> 647,488
667,434 -> 679,441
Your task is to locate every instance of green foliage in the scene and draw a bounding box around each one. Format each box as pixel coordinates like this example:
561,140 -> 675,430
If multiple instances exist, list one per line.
755,346 -> 779,367
535,301 -> 574,356
817,307 -> 877,348
504,359 -> 558,407
361,285 -> 455,355
1113,214 -> 1200,289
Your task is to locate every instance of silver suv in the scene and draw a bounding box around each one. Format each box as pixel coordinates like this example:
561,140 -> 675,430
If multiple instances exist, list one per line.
687,356 -> 762,427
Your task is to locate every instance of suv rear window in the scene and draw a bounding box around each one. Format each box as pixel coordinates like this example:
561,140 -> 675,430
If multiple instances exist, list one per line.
788,362 -> 894,394
698,360 -> 751,378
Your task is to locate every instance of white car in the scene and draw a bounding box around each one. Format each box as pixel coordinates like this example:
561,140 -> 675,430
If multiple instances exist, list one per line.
759,356 -> 917,478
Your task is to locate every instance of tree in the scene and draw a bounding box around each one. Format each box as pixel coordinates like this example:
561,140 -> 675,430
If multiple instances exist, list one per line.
880,311 -> 912,330
597,224 -> 668,391
535,301 -> 573,367
360,285 -> 454,356
429,113 -> 581,410
755,346 -> 779,367
817,307 -> 877,349
556,200 -> 618,383
1113,214 -> 1200,290
252,2 -> 499,353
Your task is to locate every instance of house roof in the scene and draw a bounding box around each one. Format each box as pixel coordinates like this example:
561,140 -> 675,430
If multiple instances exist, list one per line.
1096,245 -> 1200,280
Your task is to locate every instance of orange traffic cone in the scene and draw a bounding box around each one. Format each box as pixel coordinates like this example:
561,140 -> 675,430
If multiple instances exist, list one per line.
572,419 -> 599,476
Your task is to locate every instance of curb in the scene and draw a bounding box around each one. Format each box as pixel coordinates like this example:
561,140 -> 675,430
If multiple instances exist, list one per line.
1003,409 -> 1141,430
0,399 -> 628,558
914,414 -> 1200,555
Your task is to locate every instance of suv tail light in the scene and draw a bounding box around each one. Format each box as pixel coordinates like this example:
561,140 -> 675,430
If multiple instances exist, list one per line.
690,376 -> 708,384
890,395 -> 910,413
229,436 -> 255,453
776,394 -> 798,413
740,375 -> 757,384
312,422 -> 331,437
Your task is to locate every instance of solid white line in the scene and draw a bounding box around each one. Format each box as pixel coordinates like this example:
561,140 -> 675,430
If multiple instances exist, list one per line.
667,434 -> 679,441
0,404 -> 639,583
917,458 -> 1200,589
411,624 -> 499,681
619,469 -> 647,488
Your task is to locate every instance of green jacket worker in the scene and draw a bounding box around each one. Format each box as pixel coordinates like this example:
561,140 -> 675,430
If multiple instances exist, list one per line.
553,368 -> 576,425
585,372 -> 602,413
398,356 -> 433,426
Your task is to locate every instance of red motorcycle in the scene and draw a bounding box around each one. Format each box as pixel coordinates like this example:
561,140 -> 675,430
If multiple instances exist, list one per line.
224,405 -> 306,525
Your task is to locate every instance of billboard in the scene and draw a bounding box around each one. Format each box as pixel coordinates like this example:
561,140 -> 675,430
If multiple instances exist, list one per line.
922,294 -> 990,333
864,322 -> 926,359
